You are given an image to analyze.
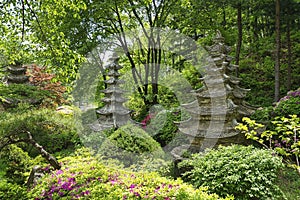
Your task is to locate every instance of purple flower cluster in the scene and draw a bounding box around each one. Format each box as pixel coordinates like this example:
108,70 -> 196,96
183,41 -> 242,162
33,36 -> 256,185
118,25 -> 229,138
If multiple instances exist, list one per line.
122,181 -> 179,199
279,90 -> 300,102
287,90 -> 300,97
35,169 -> 100,200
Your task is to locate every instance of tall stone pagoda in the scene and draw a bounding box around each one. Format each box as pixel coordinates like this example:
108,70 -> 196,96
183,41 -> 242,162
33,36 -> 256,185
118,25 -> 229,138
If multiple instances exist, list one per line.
176,31 -> 256,153
95,53 -> 130,130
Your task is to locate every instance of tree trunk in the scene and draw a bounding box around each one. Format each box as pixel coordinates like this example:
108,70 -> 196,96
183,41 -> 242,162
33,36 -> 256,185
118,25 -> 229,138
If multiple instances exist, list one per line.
274,0 -> 281,102
286,8 -> 292,91
27,131 -> 61,170
235,3 -> 242,77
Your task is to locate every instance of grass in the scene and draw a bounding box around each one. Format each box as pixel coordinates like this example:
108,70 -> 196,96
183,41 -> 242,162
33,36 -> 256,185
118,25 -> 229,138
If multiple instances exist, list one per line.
277,164 -> 300,200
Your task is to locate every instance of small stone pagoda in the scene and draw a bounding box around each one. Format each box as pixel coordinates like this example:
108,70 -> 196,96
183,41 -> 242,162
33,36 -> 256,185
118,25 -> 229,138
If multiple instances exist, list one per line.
175,31 -> 256,154
7,62 -> 29,84
95,54 -> 130,131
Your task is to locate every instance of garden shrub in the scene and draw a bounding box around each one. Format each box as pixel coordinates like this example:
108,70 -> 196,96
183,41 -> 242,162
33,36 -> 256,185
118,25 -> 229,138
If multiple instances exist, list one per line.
28,148 -> 233,200
26,64 -> 69,108
0,83 -> 51,109
98,123 -> 165,167
0,108 -> 81,156
274,89 -> 300,117
0,144 -> 31,184
146,109 -> 181,147
179,145 -> 285,200
247,88 -> 300,128
0,179 -> 27,200
236,115 -> 300,173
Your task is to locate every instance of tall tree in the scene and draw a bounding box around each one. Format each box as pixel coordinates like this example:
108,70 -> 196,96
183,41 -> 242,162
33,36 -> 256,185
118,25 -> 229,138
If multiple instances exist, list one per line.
235,2 -> 242,77
274,0 -> 281,101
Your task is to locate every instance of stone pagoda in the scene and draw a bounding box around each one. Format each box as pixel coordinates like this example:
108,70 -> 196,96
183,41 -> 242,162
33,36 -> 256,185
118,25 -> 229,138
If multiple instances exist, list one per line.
175,31 -> 256,154
95,54 -> 130,131
7,62 -> 29,84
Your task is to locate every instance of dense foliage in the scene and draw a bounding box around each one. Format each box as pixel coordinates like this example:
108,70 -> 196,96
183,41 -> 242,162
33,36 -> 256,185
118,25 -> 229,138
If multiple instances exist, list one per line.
1,0 -> 300,199
0,107 -> 80,156
179,145 -> 285,200
27,148 -> 232,200
0,83 -> 51,108
98,123 -> 165,167
236,115 -> 300,173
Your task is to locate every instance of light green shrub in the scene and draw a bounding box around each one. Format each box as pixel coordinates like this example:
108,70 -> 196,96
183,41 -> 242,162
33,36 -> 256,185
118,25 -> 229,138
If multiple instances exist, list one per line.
179,145 -> 285,200
236,115 -> 300,173
0,179 -> 27,200
0,144 -> 31,184
98,123 -> 164,167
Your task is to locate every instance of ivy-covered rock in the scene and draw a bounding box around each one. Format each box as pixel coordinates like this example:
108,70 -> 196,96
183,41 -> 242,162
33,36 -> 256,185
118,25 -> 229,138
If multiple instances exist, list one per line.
275,88 -> 300,117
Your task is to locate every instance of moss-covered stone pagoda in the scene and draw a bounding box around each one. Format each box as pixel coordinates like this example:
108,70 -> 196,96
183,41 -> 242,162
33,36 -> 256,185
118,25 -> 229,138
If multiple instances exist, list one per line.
95,53 -> 130,131
175,31 -> 256,154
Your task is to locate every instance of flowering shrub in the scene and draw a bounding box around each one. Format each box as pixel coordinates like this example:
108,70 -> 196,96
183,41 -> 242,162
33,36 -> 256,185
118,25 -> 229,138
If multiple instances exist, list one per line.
179,145 -> 285,200
236,116 -> 300,174
275,89 -> 300,117
249,88 -> 300,124
28,148 -> 232,200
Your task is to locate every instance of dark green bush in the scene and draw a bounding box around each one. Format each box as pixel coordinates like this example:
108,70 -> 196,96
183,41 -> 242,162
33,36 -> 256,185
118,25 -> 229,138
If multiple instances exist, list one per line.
0,108 -> 81,156
0,83 -> 51,109
146,109 -> 180,147
98,123 -> 165,167
179,145 -> 285,200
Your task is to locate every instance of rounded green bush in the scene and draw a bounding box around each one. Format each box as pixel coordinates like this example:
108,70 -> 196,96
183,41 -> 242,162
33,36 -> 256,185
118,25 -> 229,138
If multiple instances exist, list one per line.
110,123 -> 162,153
98,123 -> 164,167
28,148 -> 232,200
179,145 -> 285,200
